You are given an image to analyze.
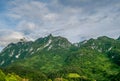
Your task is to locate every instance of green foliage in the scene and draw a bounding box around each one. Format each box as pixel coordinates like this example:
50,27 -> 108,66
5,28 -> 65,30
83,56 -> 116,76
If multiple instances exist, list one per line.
54,78 -> 68,81
0,70 -> 6,81
47,79 -> 52,81
110,72 -> 120,81
107,49 -> 120,65
1,35 -> 120,81
0,69 -> 24,81
4,66 -> 47,81
67,73 -> 80,78
66,73 -> 92,81
5,73 -> 22,81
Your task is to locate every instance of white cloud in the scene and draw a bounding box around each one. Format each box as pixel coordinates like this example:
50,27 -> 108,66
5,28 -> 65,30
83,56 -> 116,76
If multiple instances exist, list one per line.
0,29 -> 24,47
0,0 -> 120,47
17,20 -> 37,34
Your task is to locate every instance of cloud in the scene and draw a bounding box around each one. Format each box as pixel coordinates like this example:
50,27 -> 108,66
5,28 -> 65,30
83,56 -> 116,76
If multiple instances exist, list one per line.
0,29 -> 24,47
58,0 -> 119,9
0,0 -> 120,47
8,0 -> 120,39
17,20 -> 37,35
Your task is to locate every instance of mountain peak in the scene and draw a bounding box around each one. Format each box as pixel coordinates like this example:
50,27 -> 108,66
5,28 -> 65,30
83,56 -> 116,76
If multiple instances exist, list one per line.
48,34 -> 53,37
20,37 -> 28,42
97,36 -> 115,42
97,36 -> 110,40
46,34 -> 53,40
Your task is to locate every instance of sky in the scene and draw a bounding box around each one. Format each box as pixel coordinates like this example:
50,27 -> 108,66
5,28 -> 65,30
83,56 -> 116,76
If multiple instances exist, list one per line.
0,0 -> 120,49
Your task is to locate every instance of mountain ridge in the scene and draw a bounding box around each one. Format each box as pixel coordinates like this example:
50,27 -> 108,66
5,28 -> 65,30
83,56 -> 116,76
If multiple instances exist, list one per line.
0,35 -> 120,81
0,34 -> 72,67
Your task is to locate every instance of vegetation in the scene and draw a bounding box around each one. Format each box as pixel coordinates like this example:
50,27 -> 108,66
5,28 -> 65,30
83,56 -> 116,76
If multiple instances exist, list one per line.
0,69 -> 27,81
0,35 -> 120,81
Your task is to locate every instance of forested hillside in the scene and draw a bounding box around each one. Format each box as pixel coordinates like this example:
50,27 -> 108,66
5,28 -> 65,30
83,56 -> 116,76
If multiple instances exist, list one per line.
0,35 -> 120,81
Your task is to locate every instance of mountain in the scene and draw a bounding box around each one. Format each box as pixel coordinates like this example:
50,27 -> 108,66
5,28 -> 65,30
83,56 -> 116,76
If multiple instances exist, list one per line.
78,36 -> 120,66
79,36 -> 120,52
0,35 -> 120,81
0,34 -> 72,67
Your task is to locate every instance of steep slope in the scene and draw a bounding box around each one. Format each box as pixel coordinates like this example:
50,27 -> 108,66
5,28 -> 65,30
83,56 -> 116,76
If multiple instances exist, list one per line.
64,48 -> 119,81
0,35 -> 120,81
34,34 -> 72,51
0,41 -> 33,67
79,36 -> 120,52
0,34 -> 72,67
10,35 -> 73,73
117,36 -> 120,40
78,36 -> 120,66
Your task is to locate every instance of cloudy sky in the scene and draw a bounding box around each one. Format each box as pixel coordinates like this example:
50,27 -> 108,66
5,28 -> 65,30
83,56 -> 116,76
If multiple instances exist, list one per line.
0,0 -> 120,50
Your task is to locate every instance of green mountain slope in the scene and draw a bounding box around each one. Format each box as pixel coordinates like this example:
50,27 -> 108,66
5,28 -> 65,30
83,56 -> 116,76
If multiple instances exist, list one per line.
0,35 -> 120,81
0,34 -> 72,67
